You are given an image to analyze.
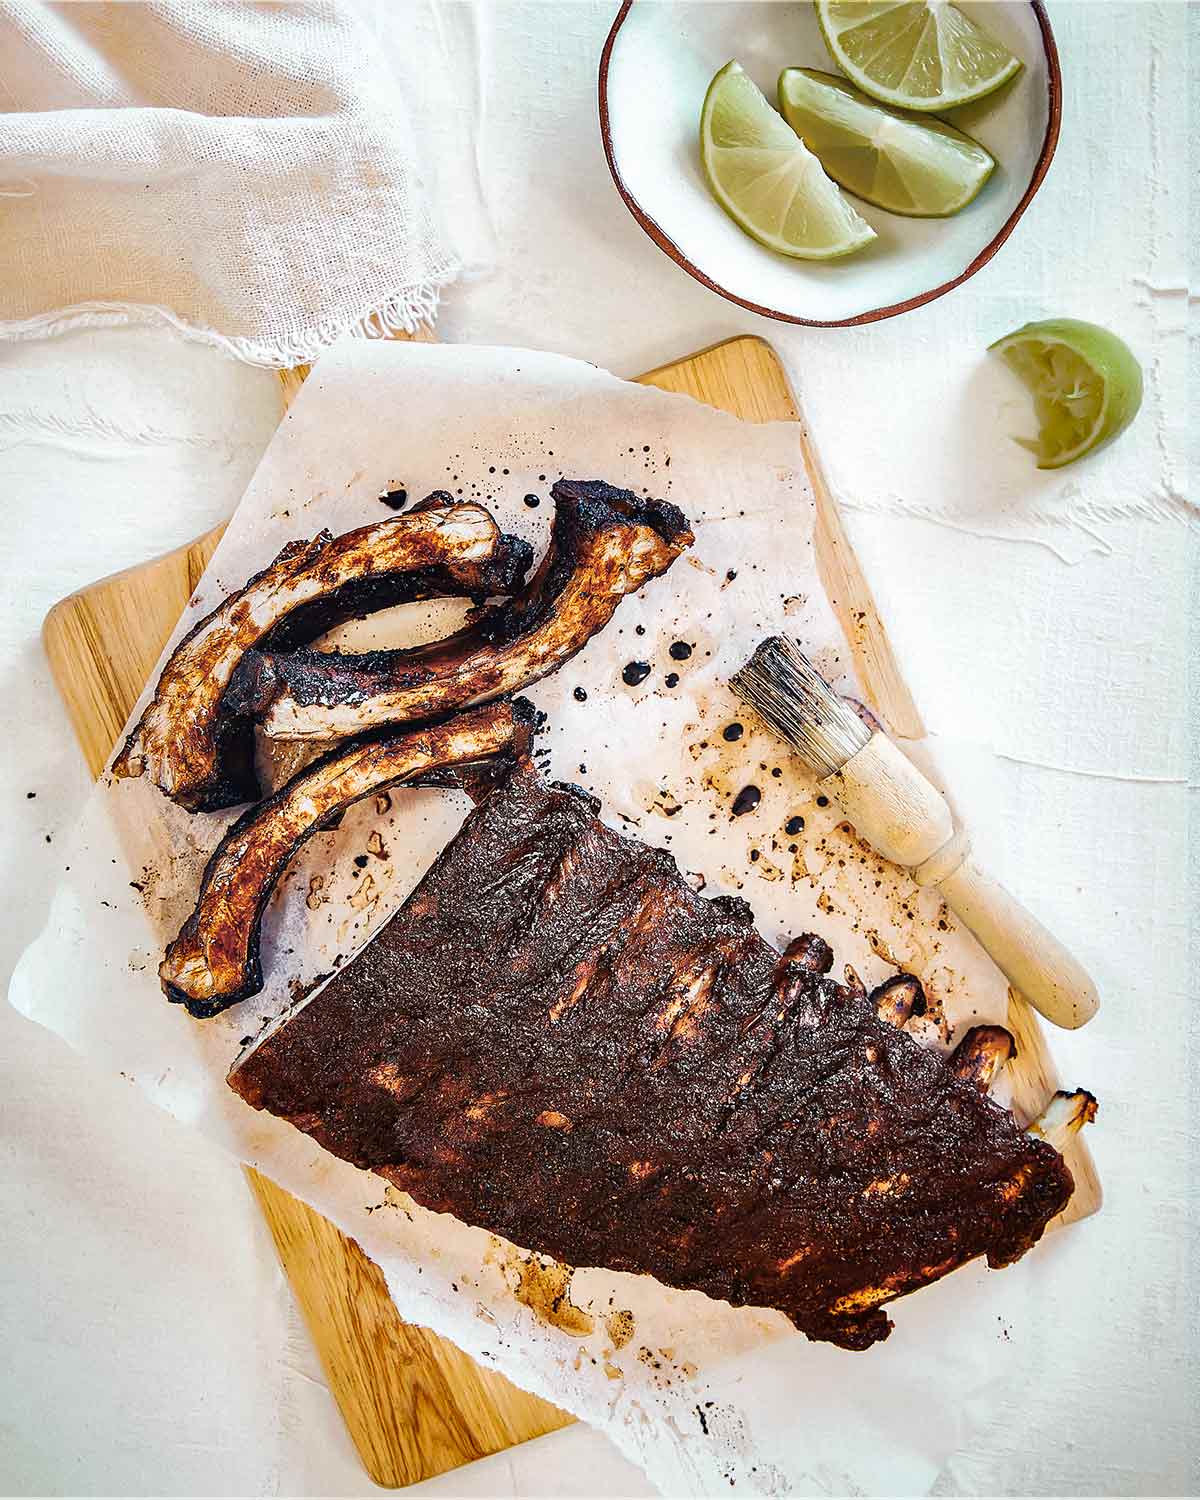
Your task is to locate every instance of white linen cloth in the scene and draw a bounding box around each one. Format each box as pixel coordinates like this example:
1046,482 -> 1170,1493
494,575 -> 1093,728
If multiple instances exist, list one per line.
0,0 -> 457,365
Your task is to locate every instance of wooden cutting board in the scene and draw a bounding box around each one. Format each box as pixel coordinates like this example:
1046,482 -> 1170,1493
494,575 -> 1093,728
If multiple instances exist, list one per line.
42,335 -> 1100,1489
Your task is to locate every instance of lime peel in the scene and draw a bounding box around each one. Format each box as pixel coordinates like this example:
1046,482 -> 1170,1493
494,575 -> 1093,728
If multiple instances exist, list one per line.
988,318 -> 1143,470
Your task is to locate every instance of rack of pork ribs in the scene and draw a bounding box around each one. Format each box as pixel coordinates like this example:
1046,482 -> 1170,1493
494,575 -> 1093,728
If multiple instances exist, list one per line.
123,477 -> 1094,1351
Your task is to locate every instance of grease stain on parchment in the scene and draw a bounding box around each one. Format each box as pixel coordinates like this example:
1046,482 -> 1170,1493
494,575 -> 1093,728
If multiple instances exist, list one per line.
363,1182 -> 415,1218
348,870 -> 378,912
604,1307 -> 636,1349
490,1242 -> 596,1337
677,703 -> 969,1038
632,1343 -> 700,1391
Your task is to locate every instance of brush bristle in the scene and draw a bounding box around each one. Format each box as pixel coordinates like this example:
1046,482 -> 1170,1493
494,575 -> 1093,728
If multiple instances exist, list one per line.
731,637 -> 869,779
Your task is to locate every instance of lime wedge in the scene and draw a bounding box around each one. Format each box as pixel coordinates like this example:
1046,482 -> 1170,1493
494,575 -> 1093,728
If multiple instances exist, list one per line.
815,0 -> 1022,112
779,67 -> 994,216
989,319 -> 1143,469
700,60 -> 876,260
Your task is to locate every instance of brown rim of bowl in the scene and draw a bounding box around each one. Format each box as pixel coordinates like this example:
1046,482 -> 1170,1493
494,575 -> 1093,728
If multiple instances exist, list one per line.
598,0 -> 1062,328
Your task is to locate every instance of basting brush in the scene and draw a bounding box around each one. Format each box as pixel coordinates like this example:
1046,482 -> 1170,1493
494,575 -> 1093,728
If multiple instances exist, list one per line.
731,636 -> 1098,1030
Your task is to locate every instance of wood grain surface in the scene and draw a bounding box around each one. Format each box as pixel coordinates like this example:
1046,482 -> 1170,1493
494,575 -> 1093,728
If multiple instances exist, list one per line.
41,335 -> 1099,1490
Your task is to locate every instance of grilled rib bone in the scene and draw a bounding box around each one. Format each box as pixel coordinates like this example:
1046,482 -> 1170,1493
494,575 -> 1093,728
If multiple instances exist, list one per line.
1027,1089 -> 1099,1151
229,479 -> 694,742
113,500 -> 531,811
949,1025 -> 1015,1092
871,973 -> 926,1028
160,698 -> 536,1018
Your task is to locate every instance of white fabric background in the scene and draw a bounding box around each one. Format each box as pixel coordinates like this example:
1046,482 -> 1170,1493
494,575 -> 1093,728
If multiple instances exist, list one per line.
0,0 -> 458,363
1,2 -> 1194,1496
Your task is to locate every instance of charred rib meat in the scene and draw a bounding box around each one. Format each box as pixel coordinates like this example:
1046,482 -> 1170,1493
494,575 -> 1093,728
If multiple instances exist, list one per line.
228,480 -> 694,742
113,500 -> 531,811
160,699 -> 536,1018
230,765 -> 1077,1350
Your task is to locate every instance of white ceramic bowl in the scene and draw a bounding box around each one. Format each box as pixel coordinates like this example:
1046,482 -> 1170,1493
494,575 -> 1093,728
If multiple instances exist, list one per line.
599,0 -> 1061,326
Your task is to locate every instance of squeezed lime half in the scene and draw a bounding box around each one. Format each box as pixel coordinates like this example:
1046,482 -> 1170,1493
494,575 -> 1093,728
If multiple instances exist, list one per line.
989,318 -> 1143,469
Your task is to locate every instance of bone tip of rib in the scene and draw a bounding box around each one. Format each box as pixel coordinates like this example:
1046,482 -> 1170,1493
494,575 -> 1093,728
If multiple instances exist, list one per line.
948,1024 -> 1015,1090
840,964 -> 867,1001
1027,1088 -> 1098,1150
158,946 -> 215,1001
780,933 -> 834,974
872,974 -> 925,1027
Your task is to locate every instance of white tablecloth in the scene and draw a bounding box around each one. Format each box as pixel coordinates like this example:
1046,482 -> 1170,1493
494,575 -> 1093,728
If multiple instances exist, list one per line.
1,3 -> 1193,1495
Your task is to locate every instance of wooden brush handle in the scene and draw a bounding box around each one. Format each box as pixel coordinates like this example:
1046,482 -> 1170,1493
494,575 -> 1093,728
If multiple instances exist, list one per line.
821,734 -> 1099,1030
932,857 -> 1099,1030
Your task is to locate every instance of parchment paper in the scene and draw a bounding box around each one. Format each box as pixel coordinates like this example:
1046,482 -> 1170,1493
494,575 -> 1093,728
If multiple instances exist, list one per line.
11,342 -> 1021,1497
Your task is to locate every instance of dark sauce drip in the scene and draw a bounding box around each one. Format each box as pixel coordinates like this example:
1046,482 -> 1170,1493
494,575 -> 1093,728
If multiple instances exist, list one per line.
669,641 -> 693,661
722,722 -> 744,743
622,661 -> 652,687
731,785 -> 761,817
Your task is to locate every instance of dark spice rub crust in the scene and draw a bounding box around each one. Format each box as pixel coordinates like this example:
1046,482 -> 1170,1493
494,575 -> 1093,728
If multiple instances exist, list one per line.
229,766 -> 1074,1350
227,479 -> 694,743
